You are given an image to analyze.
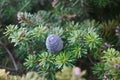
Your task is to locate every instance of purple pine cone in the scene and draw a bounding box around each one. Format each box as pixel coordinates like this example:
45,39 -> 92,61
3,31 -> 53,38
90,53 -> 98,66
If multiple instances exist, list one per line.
46,34 -> 63,53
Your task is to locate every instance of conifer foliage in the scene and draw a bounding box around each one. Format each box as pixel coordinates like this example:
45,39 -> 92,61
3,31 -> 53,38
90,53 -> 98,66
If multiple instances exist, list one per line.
2,0 -> 120,80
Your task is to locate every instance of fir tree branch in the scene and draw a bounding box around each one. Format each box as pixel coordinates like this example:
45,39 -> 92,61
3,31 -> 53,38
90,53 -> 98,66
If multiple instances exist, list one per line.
0,40 -> 18,71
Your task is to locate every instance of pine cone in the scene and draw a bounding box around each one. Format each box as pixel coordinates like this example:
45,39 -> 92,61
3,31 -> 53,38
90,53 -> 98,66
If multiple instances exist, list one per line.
46,34 -> 63,53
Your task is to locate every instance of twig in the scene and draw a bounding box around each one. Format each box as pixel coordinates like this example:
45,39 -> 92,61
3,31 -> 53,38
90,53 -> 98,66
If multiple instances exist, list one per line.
0,65 -> 17,71
0,40 -> 18,71
19,1 -> 31,12
87,54 -> 95,65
